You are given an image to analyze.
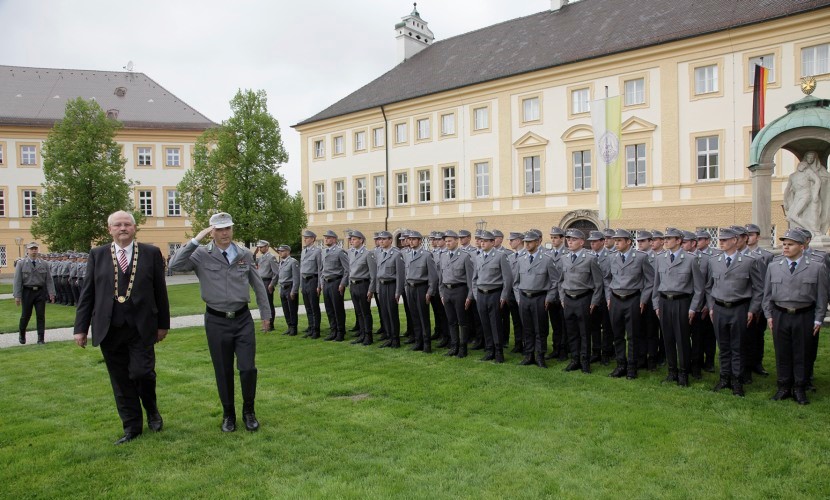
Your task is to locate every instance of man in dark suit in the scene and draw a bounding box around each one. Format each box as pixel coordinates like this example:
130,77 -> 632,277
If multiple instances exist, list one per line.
74,211 -> 171,445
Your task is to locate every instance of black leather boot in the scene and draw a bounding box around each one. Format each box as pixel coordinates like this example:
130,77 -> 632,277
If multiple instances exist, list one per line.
37,333 -> 45,345
494,349 -> 504,364
19,332 -> 26,345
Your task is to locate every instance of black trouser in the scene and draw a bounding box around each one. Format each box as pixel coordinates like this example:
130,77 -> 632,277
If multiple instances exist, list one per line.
467,299 -> 483,345
19,287 -> 47,337
640,302 -> 659,363
547,300 -> 566,355
745,312 -> 767,370
700,312 -> 717,368
520,292 -> 548,356
563,293 -> 592,363
100,325 -> 157,434
507,295 -> 523,346
771,308 -> 813,390
431,289 -> 448,342
301,275 -> 321,333
807,329 -> 820,383
476,288 -> 504,354
610,293 -> 642,369
279,284 -> 299,329
442,285 -> 469,348
402,287 -> 413,335
71,280 -> 81,305
204,311 -> 257,415
262,277 -> 276,324
407,283 -> 431,346
350,280 -> 372,336
323,278 -> 346,337
591,296 -> 613,357
712,302 -> 749,381
659,295 -> 693,375
377,282 -> 400,342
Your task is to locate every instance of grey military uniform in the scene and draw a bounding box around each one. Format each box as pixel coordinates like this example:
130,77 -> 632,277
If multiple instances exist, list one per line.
558,250 -> 603,366
605,248 -> 655,373
405,249 -> 438,349
14,257 -> 56,343
320,244 -> 350,339
300,245 -> 323,336
271,256 -> 300,332
473,249 -> 513,356
349,246 -> 377,342
514,250 -> 560,358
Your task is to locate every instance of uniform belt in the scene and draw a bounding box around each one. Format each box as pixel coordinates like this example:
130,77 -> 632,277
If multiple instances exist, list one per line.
350,278 -> 368,284
407,280 -> 428,287
714,297 -> 750,308
612,290 -> 640,300
660,292 -> 692,300
564,290 -> 592,300
773,302 -> 814,315
302,274 -> 318,280
477,286 -> 503,295
521,290 -> 546,298
379,279 -> 396,285
323,275 -> 343,283
206,305 -> 249,319
24,286 -> 41,290
443,283 -> 466,289
281,283 -> 293,288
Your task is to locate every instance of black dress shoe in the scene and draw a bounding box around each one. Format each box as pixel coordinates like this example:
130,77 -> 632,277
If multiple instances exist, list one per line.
647,358 -> 657,371
677,374 -> 689,387
536,357 -> 548,369
581,364 -> 591,374
691,367 -> 703,380
19,333 -> 25,345
221,416 -> 237,432
147,412 -> 163,432
752,364 -> 769,376
805,381 -> 817,392
743,373 -> 753,385
243,413 -> 260,431
771,388 -> 792,401
37,340 -> 45,345
793,389 -> 810,405
350,337 -> 364,345
378,340 -> 392,348
662,374 -> 678,384
519,355 -> 535,366
609,366 -> 627,378
480,353 -> 495,362
494,351 -> 505,364
712,379 -> 731,392
626,370 -> 638,380
510,344 -> 524,354
732,383 -> 745,397
444,348 -> 458,357
564,360 -> 581,372
114,432 -> 141,445
323,333 -> 337,341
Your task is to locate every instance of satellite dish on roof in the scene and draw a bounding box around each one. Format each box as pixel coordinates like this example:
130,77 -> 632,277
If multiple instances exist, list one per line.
124,61 -> 134,72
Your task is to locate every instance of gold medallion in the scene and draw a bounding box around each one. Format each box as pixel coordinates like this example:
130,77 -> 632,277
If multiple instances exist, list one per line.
117,296 -> 126,303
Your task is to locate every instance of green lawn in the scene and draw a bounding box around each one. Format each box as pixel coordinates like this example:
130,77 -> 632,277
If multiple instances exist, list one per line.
0,283 -> 12,294
1,307 -> 829,498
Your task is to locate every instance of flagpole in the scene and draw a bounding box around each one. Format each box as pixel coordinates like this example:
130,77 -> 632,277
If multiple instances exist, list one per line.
604,85 -> 610,230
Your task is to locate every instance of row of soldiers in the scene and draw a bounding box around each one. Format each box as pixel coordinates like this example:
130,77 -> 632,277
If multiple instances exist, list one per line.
14,251 -> 88,306
256,224 -> 827,405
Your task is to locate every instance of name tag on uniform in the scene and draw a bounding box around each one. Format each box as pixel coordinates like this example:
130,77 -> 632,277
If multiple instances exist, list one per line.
237,263 -> 249,271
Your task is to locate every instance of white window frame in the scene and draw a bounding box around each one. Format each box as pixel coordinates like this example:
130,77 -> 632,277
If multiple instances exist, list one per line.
374,175 -> 385,207
572,89 -> 590,114
624,78 -> 645,106
694,65 -> 719,94
139,190 -> 154,216
0,144 -> 4,165
475,162 -> 490,198
335,180 -> 345,209
0,189 -> 5,216
137,147 -> 152,166
442,166 -> 456,201
166,190 -> 181,216
522,97 -> 540,122
524,156 -> 541,194
625,144 -> 647,187
418,170 -> 431,203
356,178 -> 367,208
21,145 -> 37,165
314,139 -> 325,158
333,136 -> 344,155
748,55 -> 776,85
373,127 -> 385,148
440,113 -> 455,136
473,107 -> 489,131
396,172 -> 408,205
395,123 -> 407,144
23,190 -> 38,217
801,43 -> 829,77
315,183 -> 326,211
573,150 -> 592,191
417,118 -> 430,140
165,147 -> 181,167
696,136 -> 720,181
354,131 -> 366,151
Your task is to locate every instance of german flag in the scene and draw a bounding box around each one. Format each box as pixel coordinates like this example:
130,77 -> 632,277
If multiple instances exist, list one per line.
751,64 -> 768,140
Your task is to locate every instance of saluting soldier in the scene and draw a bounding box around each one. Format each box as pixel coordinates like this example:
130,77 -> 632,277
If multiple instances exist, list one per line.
438,231 -> 474,357
375,231 -> 405,348
506,232 -> 526,353
587,231 -> 614,365
430,231 -> 450,348
13,242 -> 56,344
652,228 -> 704,387
348,230 -> 377,346
705,228 -> 764,397
763,229 -> 828,405
319,230 -> 350,342
300,230 -> 323,339
558,229 -> 604,373
744,224 -> 774,382
472,230 -> 513,363
605,229 -> 655,380
404,231 -> 438,353
514,230 -> 560,368
254,240 -> 277,330
546,226 -> 569,361
269,245 -> 300,336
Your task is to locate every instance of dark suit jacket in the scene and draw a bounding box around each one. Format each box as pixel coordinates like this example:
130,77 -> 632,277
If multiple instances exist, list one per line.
74,242 -> 171,347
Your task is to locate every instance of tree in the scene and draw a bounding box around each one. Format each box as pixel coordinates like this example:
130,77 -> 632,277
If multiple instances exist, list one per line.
32,98 -> 138,251
178,89 -> 306,247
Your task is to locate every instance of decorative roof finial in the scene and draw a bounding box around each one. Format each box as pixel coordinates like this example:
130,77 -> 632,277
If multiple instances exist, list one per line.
412,2 -> 419,16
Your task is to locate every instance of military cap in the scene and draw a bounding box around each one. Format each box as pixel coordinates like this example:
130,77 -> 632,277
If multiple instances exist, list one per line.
255,240 -> 269,247
479,230 -> 496,240
681,230 -> 698,241
523,231 -> 541,242
603,228 -> 616,238
729,225 -> 748,236
408,230 -> 424,239
695,230 -> 712,240
322,229 -> 338,238
444,230 -> 459,239
398,232 -> 409,240
779,228 -> 806,244
651,230 -> 665,239
458,229 -> 472,238
433,231 -> 445,239
587,231 -> 605,241
350,230 -> 366,240
277,244 -> 291,252
302,229 -> 317,238
565,228 -> 586,239
530,229 -> 544,239
717,228 -> 738,240
613,229 -> 633,239
209,212 -> 234,228
549,226 -> 565,236
745,223 -> 761,234
373,231 -> 382,239
26,241 -> 40,249
664,227 -> 683,238
635,231 -> 653,241
492,229 -> 504,238
474,229 -> 483,238
796,227 -> 813,239
508,231 -> 524,241
377,230 -> 393,238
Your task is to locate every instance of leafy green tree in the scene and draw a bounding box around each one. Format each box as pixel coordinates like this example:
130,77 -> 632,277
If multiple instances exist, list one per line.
31,98 -> 139,251
178,89 -> 306,247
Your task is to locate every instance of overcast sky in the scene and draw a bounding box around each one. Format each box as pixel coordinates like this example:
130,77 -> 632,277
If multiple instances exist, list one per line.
0,0 -> 554,192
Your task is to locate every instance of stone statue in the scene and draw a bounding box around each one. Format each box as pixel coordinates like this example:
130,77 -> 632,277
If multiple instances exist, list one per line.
784,151 -> 830,235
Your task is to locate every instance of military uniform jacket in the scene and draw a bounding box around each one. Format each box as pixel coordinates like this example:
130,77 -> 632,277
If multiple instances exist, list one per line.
652,250 -> 704,312
747,246 -> 774,267
547,245 -> 569,268
604,248 -> 655,306
59,260 -> 71,277
513,250 -> 560,303
169,240 -> 271,320
269,256 -> 300,296
376,247 -> 406,297
13,258 -> 56,297
300,245 -> 322,278
508,249 -> 525,300
558,250 -> 604,306
256,252 -> 277,280
439,249 -> 475,301
404,249 -> 438,297
704,252 -> 764,314
77,262 -> 87,279
320,245 -> 350,289
473,250 -> 513,301
69,262 -> 78,279
349,246 -> 377,292
762,256 -> 829,323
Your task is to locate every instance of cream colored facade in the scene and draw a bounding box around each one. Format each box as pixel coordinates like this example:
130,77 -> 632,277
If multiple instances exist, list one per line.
0,126 -> 202,269
296,10 -> 830,243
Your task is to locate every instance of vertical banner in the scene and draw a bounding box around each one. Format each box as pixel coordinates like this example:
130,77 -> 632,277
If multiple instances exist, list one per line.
591,95 -> 622,222
751,64 -> 768,140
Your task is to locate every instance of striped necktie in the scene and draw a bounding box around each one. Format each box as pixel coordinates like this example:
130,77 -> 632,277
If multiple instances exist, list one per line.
118,249 -> 128,273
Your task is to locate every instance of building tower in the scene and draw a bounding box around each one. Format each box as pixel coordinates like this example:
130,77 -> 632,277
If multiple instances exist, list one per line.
395,3 -> 434,64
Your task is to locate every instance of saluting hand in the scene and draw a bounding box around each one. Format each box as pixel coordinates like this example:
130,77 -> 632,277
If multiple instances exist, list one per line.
195,225 -> 215,241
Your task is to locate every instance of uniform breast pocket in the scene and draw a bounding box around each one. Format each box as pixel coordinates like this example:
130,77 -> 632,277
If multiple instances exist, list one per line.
204,262 -> 224,272
453,266 -> 465,279
801,276 -> 818,297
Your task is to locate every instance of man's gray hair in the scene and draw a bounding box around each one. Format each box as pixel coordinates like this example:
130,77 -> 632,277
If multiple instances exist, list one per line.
107,210 -> 136,226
